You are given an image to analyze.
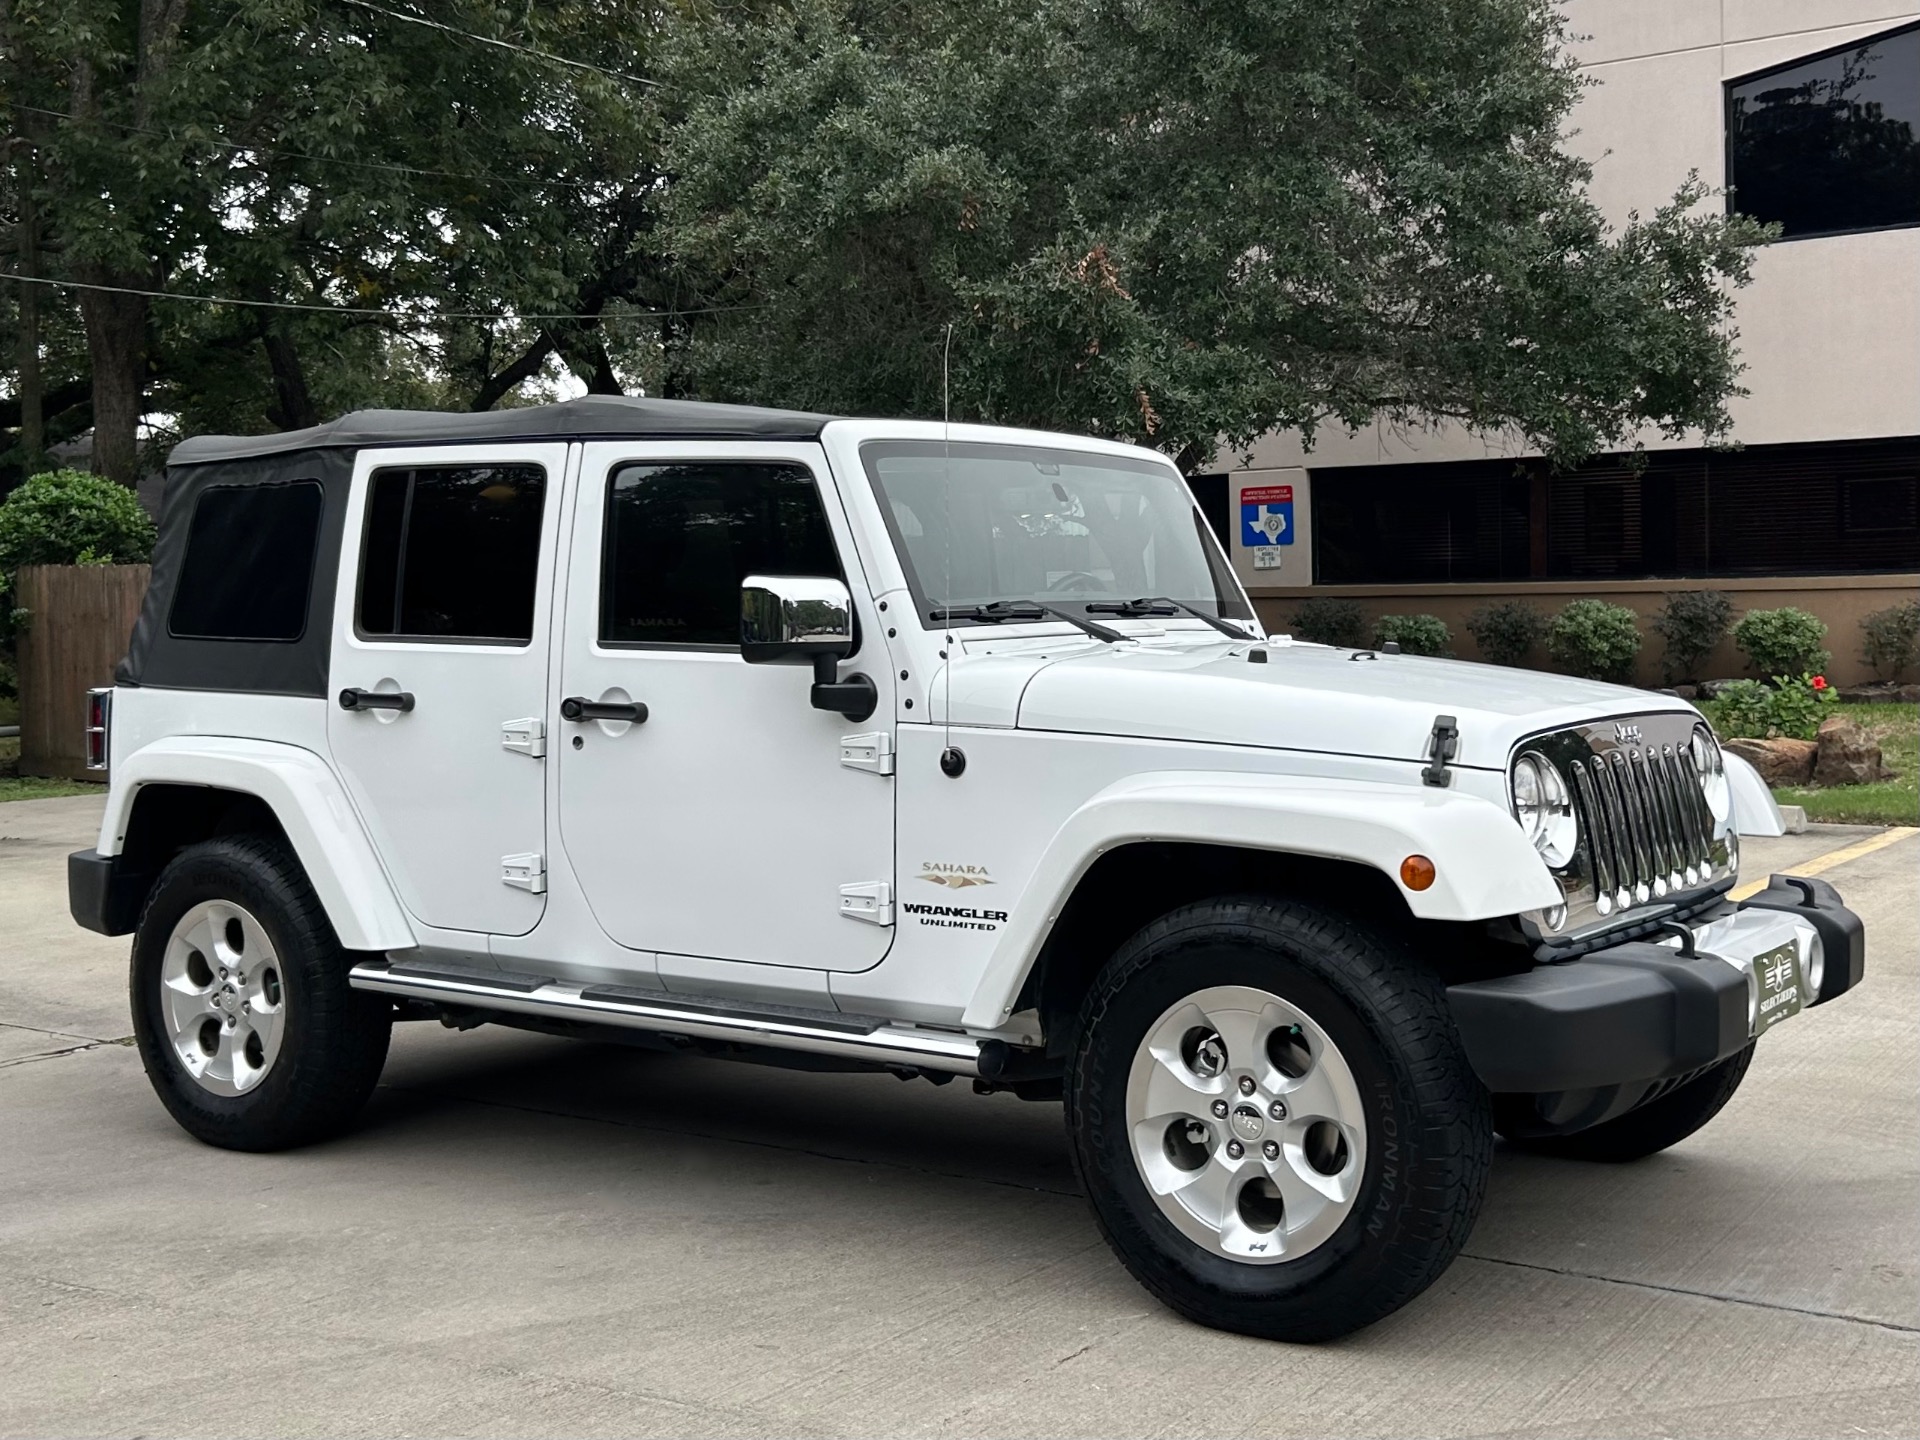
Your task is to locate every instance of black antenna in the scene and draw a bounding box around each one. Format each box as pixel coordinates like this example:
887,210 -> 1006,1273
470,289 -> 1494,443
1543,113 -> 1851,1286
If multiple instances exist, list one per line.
939,324 -> 965,779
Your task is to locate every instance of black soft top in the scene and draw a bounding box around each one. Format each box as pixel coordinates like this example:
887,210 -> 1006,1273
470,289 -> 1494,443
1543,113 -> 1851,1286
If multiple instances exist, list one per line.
125,397 -> 837,697
167,395 -> 837,465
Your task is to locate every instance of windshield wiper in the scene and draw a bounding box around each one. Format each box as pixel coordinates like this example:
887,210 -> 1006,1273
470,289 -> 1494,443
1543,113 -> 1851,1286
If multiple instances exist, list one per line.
929,601 -> 1127,644
1085,596 -> 1256,640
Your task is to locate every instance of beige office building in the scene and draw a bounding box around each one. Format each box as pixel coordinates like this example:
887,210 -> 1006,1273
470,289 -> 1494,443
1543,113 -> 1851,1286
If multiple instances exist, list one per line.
1207,2 -> 1919,685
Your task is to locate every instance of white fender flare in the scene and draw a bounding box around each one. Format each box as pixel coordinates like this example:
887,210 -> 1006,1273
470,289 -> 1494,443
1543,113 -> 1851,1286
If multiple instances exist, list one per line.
99,736 -> 415,953
1724,750 -> 1788,837
960,770 -> 1562,1029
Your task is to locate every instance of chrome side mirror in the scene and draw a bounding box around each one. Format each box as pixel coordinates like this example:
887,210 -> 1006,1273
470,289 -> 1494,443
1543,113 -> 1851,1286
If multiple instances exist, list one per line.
740,575 -> 875,722
740,575 -> 855,664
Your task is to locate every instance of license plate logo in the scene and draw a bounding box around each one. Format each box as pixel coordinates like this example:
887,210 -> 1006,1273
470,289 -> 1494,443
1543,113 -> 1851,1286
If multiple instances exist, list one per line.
1753,941 -> 1804,1034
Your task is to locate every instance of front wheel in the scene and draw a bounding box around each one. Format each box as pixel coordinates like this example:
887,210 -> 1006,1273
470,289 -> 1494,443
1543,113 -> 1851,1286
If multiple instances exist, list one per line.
1067,895 -> 1491,1342
130,836 -> 392,1151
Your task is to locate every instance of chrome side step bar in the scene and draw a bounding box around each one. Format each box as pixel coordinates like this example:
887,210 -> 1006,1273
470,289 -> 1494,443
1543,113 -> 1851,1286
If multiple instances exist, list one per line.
348,959 -> 1000,1077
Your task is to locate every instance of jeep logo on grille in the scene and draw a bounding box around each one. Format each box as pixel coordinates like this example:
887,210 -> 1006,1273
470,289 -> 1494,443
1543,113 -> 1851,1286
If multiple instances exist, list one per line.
1614,722 -> 1642,745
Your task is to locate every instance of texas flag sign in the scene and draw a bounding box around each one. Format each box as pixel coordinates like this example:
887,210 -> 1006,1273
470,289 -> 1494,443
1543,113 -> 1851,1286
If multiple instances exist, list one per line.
1240,484 -> 1294,547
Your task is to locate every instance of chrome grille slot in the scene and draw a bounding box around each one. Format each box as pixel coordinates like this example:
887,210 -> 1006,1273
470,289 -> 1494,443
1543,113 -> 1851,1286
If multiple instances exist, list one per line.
1568,763 -> 1614,905
1517,712 -> 1732,938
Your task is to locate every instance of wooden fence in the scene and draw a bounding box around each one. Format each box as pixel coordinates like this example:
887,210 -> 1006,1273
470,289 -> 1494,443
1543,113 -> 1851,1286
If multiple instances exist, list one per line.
14,564 -> 151,780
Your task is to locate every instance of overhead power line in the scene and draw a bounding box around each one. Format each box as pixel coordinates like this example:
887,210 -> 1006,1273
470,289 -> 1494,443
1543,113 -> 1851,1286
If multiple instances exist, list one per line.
0,271 -> 754,323
336,0 -> 660,89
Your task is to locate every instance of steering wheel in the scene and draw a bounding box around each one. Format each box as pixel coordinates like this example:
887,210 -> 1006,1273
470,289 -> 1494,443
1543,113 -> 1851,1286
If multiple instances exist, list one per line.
1045,570 -> 1105,594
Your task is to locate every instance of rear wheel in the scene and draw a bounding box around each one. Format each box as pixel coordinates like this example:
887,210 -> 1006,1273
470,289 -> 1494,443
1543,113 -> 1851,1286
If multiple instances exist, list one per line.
1067,895 -> 1491,1342
1498,1044 -> 1755,1163
131,836 -> 391,1151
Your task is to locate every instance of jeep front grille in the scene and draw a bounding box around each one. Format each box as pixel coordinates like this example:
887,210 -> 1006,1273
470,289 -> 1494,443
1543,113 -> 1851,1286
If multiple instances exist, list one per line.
1517,712 -> 1733,938
1565,744 -> 1717,913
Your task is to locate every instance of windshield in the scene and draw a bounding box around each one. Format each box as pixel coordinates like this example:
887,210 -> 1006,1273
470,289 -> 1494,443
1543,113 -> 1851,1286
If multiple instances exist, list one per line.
860,440 -> 1253,628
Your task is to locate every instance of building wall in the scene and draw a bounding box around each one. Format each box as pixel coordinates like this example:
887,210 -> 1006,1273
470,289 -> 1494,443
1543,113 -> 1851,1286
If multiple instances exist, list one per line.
1217,1 -> 1920,684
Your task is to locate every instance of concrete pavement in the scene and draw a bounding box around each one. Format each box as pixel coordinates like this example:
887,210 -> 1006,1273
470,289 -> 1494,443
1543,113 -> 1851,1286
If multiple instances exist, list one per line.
2,795 -> 1914,1437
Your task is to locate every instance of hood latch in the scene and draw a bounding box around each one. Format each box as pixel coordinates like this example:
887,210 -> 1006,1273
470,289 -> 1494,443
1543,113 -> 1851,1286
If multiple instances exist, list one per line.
1423,714 -> 1459,788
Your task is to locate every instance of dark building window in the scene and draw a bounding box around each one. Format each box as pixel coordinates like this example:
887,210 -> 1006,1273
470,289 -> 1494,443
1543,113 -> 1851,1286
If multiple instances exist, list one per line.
1310,463 -> 1533,584
168,481 -> 323,641
1312,440 -> 1920,584
358,464 -> 547,642
601,461 -> 841,647
1726,22 -> 1920,239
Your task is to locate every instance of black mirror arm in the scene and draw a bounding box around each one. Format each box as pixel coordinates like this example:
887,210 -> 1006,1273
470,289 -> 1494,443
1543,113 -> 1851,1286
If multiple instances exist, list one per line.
810,654 -> 877,722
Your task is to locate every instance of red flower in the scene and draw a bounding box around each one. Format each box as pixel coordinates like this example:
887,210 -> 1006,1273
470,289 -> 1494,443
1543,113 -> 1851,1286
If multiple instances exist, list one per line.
1811,675 -> 1829,690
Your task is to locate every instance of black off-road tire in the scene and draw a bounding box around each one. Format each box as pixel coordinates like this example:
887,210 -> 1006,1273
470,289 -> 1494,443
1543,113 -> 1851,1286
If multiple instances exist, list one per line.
1066,895 -> 1491,1343
1498,1044 -> 1755,1163
130,836 -> 392,1151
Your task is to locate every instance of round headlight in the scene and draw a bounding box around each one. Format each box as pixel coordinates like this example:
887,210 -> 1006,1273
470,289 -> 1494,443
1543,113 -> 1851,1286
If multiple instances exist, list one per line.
1692,725 -> 1731,822
1511,752 -> 1578,867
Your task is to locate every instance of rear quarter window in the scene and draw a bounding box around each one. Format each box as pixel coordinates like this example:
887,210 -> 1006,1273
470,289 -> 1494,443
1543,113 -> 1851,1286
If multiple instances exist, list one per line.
167,480 -> 325,642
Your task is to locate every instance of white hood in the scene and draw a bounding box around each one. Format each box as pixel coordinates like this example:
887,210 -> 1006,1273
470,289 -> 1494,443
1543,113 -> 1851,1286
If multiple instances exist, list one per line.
935,630 -> 1695,771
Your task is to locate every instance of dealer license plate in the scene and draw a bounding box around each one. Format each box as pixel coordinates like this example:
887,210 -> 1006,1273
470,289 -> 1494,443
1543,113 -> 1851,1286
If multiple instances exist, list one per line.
1753,940 -> 1805,1035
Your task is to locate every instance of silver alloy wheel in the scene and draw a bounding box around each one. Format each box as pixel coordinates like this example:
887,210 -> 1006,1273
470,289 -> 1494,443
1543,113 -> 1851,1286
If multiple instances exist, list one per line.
159,900 -> 288,1097
1125,984 -> 1367,1264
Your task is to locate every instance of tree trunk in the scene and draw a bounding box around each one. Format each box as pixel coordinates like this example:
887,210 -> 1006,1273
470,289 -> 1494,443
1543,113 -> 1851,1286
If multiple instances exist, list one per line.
661,312 -> 694,400
15,152 -> 44,466
470,332 -> 557,411
77,279 -> 150,486
260,328 -> 320,431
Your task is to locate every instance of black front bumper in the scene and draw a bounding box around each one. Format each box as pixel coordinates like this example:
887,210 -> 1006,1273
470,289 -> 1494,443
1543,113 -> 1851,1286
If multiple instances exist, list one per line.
1448,874 -> 1864,1095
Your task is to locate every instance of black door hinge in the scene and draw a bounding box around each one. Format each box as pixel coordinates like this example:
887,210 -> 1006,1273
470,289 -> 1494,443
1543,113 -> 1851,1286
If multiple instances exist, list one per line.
1423,714 -> 1459,788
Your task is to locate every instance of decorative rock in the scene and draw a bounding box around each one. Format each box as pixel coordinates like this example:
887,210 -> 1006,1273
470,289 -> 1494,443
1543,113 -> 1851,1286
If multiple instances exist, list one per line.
1695,679 -> 1743,700
1837,682 -> 1920,705
1813,716 -> 1889,786
1724,736 -> 1817,786
1669,684 -> 1699,700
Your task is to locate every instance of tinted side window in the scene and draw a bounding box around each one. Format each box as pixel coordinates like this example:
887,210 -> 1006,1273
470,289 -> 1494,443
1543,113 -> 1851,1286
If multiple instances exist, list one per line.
169,481 -> 324,641
602,462 -> 841,647
1727,23 -> 1920,238
358,465 -> 546,642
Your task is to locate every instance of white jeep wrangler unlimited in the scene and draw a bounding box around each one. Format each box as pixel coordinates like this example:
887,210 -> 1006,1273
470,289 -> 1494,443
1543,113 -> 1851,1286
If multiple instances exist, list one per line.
70,396 -> 1865,1341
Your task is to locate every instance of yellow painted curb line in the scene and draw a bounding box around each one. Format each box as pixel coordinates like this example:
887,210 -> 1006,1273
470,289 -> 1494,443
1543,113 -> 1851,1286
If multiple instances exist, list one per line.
1729,826 -> 1918,901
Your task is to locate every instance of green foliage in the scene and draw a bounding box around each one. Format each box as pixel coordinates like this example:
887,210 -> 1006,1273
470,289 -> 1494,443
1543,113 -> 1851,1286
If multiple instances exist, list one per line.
1860,601 -> 1920,681
1733,607 -> 1829,677
1712,675 -> 1838,742
1651,590 -> 1732,683
1547,600 -> 1643,683
1289,598 -> 1366,648
1374,613 -> 1451,657
7,0 -> 1770,483
1466,600 -> 1547,666
0,469 -> 156,571
657,0 -> 1768,469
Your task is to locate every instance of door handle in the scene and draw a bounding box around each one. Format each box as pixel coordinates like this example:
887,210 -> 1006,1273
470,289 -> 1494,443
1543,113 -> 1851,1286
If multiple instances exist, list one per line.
339,687 -> 415,713
561,696 -> 649,724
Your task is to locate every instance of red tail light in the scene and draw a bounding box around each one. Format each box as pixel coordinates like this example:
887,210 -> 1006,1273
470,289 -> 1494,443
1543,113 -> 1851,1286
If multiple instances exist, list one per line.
85,688 -> 112,771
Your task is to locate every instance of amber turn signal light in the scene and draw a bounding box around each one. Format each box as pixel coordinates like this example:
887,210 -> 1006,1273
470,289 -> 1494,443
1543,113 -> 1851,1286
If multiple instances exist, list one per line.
1400,854 -> 1436,891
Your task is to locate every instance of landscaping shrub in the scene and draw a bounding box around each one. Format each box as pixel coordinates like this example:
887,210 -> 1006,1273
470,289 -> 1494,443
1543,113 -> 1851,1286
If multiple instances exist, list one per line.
0,468 -> 156,664
1732,606 -> 1828,678
1546,599 -> 1642,683
1288,597 -> 1365,647
0,469 -> 155,572
1712,674 -> 1837,741
1651,590 -> 1732,683
1373,613 -> 1451,656
1465,600 -> 1546,666
1860,600 -> 1920,681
